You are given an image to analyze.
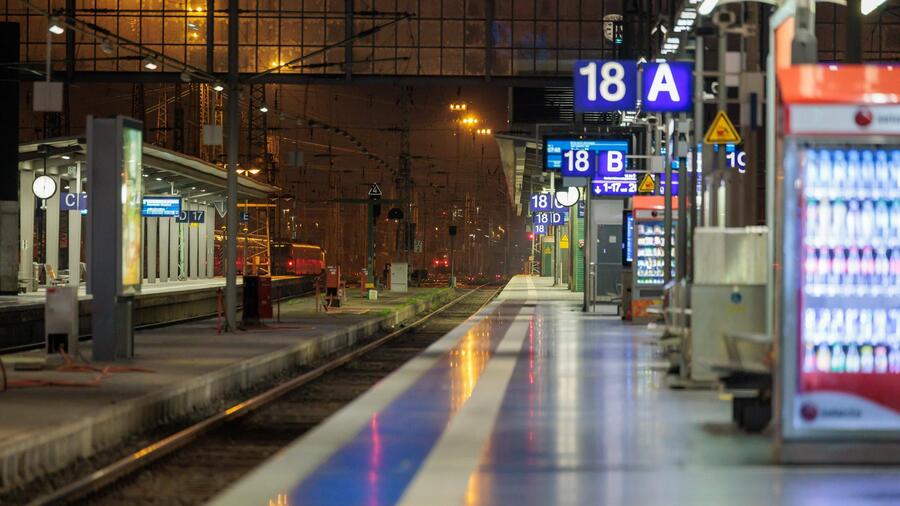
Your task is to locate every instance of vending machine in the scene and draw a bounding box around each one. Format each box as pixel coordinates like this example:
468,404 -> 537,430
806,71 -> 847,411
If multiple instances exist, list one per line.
630,196 -> 677,320
776,64 -> 900,462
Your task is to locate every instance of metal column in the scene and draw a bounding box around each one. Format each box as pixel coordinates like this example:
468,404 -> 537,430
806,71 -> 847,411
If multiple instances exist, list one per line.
159,215 -> 169,282
67,163 -> 82,287
692,35 -> 703,278
198,206 -> 208,278
169,217 -> 178,281
664,119 -> 673,284
225,0 -> 239,331
189,204 -> 199,279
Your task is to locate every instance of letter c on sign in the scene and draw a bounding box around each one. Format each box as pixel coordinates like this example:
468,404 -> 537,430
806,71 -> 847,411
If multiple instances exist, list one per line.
65,193 -> 77,209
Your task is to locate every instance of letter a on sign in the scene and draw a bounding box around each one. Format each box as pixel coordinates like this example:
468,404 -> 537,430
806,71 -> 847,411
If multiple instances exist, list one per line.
704,111 -> 742,144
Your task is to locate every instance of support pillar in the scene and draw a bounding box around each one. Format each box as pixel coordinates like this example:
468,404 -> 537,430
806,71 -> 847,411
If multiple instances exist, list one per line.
189,204 -> 199,279
169,216 -> 178,281
198,207 -> 208,278
67,164 -> 83,287
206,206 -> 214,278
159,216 -> 170,282
19,165 -> 35,291
0,22 -> 19,295
146,217 -> 157,283
45,176 -> 61,278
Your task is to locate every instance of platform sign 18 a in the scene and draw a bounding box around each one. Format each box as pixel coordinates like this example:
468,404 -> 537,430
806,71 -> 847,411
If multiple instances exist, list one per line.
574,60 -> 692,113
533,211 -> 567,225
529,192 -> 567,212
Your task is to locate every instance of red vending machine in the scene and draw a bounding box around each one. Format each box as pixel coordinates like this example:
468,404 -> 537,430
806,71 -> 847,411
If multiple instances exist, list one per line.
630,196 -> 677,321
776,64 -> 900,462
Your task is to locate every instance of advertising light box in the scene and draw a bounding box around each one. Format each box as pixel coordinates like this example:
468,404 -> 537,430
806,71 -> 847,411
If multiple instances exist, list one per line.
141,196 -> 182,217
121,122 -> 143,293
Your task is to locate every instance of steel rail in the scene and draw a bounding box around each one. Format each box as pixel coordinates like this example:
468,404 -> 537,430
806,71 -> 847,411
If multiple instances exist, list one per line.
27,283 -> 503,506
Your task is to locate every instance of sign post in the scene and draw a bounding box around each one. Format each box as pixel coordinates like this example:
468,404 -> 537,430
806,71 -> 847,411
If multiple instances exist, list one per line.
87,115 -> 143,361
367,183 -> 381,285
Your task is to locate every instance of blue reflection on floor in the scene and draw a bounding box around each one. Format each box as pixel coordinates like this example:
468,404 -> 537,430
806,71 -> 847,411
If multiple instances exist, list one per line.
287,303 -> 518,506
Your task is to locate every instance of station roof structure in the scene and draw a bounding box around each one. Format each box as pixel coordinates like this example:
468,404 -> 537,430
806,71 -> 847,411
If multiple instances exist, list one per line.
18,136 -> 279,204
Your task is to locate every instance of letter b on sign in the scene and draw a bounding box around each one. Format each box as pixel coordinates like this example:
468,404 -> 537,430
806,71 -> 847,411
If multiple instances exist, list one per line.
574,60 -> 637,112
598,150 -> 626,176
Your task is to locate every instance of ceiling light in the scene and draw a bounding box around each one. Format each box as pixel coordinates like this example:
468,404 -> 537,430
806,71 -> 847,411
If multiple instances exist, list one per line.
666,37 -> 679,44
48,17 -> 65,35
100,39 -> 114,54
259,105 -> 268,113
180,71 -> 192,82
213,83 -> 224,92
142,174 -> 149,178
861,0 -> 886,14
155,177 -> 162,181
248,168 -> 261,175
60,155 -> 70,160
698,0 -> 718,15
143,57 -> 158,70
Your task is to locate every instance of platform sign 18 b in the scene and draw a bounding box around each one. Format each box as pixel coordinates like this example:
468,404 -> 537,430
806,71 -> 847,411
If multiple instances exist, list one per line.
533,211 -> 567,225
529,192 -> 567,212
544,138 -> 630,178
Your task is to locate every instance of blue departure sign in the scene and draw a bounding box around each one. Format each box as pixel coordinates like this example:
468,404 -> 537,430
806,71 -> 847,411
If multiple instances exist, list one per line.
544,138 -> 630,178
574,60 -> 638,112
640,62 -> 693,112
533,211 -> 567,225
529,192 -> 566,212
573,60 -> 692,113
141,196 -> 182,217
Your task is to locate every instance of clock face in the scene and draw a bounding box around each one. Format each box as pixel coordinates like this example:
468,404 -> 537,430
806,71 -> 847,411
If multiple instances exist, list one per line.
32,175 -> 58,200
555,186 -> 580,207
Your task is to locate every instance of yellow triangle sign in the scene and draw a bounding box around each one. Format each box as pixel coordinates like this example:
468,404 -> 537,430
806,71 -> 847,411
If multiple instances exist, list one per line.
637,173 -> 655,193
704,111 -> 742,144
560,234 -> 570,249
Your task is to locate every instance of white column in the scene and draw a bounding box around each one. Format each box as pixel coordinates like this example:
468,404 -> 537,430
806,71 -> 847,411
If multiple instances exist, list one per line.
206,206 -> 215,278
189,204 -> 199,279
173,213 -> 180,281
146,217 -> 158,283
197,206 -> 208,279
159,216 -> 170,283
19,164 -> 35,290
68,163 -> 82,287
45,175 -> 61,279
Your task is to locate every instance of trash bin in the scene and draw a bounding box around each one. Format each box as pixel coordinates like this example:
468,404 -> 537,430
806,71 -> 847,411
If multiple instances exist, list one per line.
242,275 -> 272,325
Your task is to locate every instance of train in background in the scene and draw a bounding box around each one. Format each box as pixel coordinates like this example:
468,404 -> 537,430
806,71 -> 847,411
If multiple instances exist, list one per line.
270,242 -> 326,276
431,249 -> 450,274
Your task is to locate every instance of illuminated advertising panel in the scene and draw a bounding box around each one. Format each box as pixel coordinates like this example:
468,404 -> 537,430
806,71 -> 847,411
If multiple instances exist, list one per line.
120,122 -> 143,293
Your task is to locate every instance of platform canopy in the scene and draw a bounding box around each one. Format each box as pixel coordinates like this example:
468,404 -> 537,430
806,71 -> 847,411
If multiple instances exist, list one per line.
17,136 -> 278,204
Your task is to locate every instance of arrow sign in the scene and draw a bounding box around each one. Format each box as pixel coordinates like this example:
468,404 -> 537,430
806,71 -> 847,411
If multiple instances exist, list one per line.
213,201 -> 226,218
367,183 -> 383,198
704,110 -> 742,144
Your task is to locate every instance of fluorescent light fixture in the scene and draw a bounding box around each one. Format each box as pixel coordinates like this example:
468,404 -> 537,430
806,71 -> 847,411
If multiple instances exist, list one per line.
60,155 -> 70,160
213,83 -> 224,92
155,177 -> 162,181
698,0 -> 718,15
248,168 -> 261,175
48,17 -> 65,35
861,0 -> 886,14
143,57 -> 158,70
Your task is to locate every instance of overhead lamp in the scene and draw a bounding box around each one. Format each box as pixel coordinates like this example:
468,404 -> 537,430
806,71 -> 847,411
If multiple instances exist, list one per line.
259,105 -> 269,113
213,83 -> 224,92
861,0 -> 886,15
60,154 -> 70,160
180,71 -> 192,83
248,168 -> 261,175
143,57 -> 159,70
666,37 -> 679,44
48,17 -> 65,35
100,39 -> 114,54
698,0 -> 718,15
155,177 -> 163,181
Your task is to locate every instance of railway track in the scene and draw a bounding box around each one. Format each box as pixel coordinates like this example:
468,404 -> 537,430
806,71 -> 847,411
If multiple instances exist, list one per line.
25,284 -> 502,506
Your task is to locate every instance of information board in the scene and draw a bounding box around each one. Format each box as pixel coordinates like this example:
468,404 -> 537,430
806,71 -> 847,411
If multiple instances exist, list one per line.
544,137 -> 630,177
141,196 -> 182,217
